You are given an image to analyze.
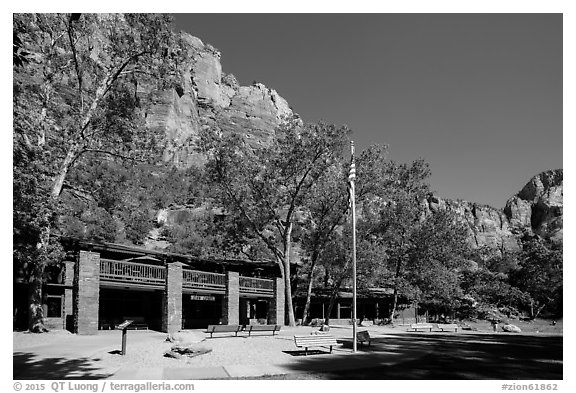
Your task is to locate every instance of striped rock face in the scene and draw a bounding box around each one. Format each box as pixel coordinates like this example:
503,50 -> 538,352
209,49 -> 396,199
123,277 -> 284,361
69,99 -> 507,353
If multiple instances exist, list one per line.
139,32 -> 294,169
424,169 -> 563,255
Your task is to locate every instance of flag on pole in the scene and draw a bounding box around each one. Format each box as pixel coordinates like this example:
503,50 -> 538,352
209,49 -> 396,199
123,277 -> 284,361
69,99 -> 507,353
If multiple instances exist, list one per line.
348,142 -> 356,182
349,140 -> 358,353
347,142 -> 356,211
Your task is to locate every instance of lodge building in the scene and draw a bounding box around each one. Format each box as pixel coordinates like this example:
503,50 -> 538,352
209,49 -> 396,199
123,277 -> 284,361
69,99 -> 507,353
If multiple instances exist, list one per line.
13,238 -> 411,334
13,238 -> 284,334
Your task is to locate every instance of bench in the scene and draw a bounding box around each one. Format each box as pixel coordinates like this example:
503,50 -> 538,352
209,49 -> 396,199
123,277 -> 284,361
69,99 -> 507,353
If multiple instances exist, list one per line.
409,323 -> 433,332
436,323 -> 458,332
357,330 -> 372,347
246,324 -> 281,336
205,324 -> 243,338
294,334 -> 339,355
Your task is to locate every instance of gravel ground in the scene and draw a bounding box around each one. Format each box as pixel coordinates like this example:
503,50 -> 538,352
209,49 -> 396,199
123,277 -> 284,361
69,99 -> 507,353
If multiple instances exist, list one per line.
89,326 -> 353,370
14,319 -> 562,374
13,329 -> 74,350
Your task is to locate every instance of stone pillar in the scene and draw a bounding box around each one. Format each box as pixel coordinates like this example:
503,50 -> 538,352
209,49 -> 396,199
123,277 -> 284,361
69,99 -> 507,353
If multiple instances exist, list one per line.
74,251 -> 100,335
222,271 -> 239,325
162,262 -> 183,334
63,260 -> 75,332
267,277 -> 285,325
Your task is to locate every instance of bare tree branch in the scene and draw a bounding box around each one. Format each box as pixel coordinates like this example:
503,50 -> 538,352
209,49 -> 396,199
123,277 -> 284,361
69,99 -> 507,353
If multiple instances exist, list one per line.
80,148 -> 145,162
66,17 -> 84,112
61,183 -> 95,202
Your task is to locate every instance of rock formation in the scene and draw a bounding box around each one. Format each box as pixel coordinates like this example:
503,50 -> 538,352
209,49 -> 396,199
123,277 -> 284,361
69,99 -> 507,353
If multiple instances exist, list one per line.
138,32 -> 294,169
425,196 -> 522,253
425,169 -> 563,255
135,31 -> 562,257
504,169 -> 563,244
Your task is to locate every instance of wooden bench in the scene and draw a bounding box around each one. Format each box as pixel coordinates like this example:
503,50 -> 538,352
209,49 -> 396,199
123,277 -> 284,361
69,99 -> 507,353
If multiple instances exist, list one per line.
294,334 -> 339,355
409,323 -> 433,332
205,324 -> 243,338
246,324 -> 281,336
436,323 -> 458,332
357,330 -> 372,347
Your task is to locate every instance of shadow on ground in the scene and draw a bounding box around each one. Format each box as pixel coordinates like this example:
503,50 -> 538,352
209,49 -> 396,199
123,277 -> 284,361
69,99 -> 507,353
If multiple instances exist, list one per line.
283,349 -> 332,357
279,333 -> 563,380
13,352 -> 113,380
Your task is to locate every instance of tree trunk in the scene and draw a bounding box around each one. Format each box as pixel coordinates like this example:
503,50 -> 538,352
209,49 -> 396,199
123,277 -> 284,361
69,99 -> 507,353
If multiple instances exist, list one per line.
323,255 -> 352,326
27,219 -> 53,332
28,275 -> 47,333
28,142 -> 81,332
388,259 -> 403,321
534,303 -> 547,319
324,270 -> 348,326
301,261 -> 317,324
51,142 -> 82,198
389,287 -> 399,322
324,281 -> 341,326
283,221 -> 296,326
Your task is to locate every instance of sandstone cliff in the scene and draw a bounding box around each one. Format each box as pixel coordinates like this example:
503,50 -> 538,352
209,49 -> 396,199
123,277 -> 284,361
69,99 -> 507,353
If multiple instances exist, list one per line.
425,195 -> 522,253
138,32 -> 294,168
425,169 -> 563,255
504,169 -> 563,244
136,32 -> 562,256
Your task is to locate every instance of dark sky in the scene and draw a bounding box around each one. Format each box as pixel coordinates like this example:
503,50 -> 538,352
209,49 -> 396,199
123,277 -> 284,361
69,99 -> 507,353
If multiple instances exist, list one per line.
172,14 -> 562,208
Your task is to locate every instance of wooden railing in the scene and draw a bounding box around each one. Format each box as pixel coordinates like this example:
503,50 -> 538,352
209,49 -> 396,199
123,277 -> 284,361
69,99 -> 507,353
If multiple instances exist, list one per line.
182,269 -> 226,291
239,276 -> 274,295
100,259 -> 166,286
99,259 -> 274,296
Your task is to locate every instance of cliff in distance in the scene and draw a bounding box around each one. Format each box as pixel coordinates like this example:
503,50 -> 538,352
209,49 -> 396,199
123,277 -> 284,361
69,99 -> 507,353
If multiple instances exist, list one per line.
425,169 -> 563,255
137,31 -> 562,255
138,32 -> 294,169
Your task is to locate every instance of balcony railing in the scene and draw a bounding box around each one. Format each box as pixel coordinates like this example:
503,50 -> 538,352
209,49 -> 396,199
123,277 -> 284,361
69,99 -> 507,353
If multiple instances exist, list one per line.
99,259 -> 274,296
100,259 -> 166,286
239,276 -> 274,296
182,269 -> 226,292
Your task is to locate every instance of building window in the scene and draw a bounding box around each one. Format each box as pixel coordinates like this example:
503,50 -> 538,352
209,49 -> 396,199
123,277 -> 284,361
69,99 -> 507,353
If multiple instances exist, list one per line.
46,296 -> 62,318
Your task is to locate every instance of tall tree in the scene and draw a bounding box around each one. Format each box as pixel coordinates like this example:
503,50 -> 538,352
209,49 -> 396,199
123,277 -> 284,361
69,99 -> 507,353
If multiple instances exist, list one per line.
299,164 -> 350,324
406,209 -> 471,313
459,269 -> 530,318
200,118 -> 349,326
13,13 -> 181,331
317,145 -> 431,323
510,236 -> 562,319
353,145 -> 432,320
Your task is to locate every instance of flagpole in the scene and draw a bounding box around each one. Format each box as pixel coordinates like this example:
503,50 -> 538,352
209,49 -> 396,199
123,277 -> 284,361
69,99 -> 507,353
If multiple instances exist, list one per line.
350,141 -> 357,353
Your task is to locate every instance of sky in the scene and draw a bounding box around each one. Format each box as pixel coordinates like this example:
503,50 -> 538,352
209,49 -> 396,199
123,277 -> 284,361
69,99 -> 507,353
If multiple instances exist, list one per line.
172,13 -> 562,208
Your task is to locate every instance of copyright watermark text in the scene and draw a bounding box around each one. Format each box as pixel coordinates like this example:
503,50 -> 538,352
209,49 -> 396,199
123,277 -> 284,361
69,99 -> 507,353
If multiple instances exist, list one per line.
13,382 -> 194,393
